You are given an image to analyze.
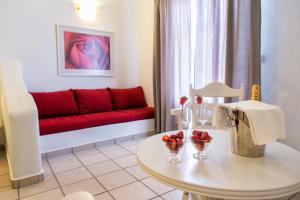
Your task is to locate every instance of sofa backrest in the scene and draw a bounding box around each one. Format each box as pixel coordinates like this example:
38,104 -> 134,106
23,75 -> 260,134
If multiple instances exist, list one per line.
30,86 -> 148,118
31,90 -> 79,118
73,89 -> 112,114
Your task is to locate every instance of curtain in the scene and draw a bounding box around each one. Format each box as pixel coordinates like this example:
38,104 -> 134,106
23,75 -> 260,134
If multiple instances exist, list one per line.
153,0 -> 261,132
153,0 -> 191,133
193,0 -> 227,89
225,0 -> 261,100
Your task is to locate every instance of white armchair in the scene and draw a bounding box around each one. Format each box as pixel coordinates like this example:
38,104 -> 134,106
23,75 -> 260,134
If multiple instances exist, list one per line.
171,82 -> 244,129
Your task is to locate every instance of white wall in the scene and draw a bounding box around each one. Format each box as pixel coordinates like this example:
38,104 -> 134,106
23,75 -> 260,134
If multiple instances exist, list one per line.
261,0 -> 300,151
0,0 -> 154,105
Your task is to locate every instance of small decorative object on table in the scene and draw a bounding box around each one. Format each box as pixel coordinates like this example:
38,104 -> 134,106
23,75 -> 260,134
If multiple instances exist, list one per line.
180,96 -> 191,139
162,131 -> 184,163
196,95 -> 208,126
190,130 -> 213,160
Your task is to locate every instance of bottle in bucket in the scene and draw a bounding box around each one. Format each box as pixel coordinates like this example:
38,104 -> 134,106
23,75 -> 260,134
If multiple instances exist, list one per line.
251,85 -> 260,101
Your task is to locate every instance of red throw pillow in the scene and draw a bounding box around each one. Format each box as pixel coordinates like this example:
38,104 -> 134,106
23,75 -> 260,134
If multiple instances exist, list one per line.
30,90 -> 79,119
108,86 -> 148,110
73,89 -> 112,114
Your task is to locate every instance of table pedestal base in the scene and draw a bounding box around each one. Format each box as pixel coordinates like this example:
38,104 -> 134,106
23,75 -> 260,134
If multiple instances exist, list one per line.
182,192 -> 222,200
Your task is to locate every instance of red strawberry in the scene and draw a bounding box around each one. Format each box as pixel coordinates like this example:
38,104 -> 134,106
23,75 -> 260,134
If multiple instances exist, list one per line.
162,135 -> 169,142
191,135 -> 200,140
169,134 -> 177,140
196,95 -> 203,104
192,130 -> 200,136
176,131 -> 184,139
180,96 -> 188,105
169,138 -> 177,144
200,132 -> 209,140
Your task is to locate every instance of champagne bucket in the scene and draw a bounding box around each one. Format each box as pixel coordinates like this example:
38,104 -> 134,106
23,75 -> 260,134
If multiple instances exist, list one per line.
226,110 -> 266,157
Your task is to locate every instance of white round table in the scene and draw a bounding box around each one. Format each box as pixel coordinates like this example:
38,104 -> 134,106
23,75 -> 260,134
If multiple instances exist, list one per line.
136,130 -> 300,200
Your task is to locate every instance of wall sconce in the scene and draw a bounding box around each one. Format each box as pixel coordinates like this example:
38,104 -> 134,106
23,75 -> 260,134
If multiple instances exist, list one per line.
75,0 -> 99,21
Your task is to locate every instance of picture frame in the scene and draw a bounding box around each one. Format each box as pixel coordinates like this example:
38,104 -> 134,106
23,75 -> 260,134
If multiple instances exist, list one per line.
56,25 -> 114,76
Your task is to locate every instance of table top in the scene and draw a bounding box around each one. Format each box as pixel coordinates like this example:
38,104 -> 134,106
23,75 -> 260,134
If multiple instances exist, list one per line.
137,130 -> 300,200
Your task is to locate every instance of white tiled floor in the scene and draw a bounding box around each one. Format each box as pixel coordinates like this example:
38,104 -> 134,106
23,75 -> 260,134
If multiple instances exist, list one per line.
1,137 -> 299,200
0,137 -> 182,200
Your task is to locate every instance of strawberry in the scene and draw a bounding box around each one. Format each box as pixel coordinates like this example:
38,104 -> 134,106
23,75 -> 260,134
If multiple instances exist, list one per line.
196,95 -> 203,104
176,131 -> 184,139
200,132 -> 209,140
180,96 -> 188,105
191,135 -> 200,140
169,134 -> 177,140
169,138 -> 177,144
162,135 -> 169,142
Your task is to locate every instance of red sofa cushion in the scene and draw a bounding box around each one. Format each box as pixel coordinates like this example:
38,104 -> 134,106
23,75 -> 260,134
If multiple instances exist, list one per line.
116,107 -> 155,121
81,107 -> 154,128
108,86 -> 147,110
73,89 -> 112,114
31,90 -> 79,119
39,116 -> 89,136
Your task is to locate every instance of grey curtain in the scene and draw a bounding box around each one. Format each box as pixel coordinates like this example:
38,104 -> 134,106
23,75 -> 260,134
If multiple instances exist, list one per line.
153,0 -> 191,133
225,0 -> 261,100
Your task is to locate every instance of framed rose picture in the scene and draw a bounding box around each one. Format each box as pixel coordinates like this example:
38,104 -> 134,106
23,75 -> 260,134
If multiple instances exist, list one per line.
56,25 -> 114,76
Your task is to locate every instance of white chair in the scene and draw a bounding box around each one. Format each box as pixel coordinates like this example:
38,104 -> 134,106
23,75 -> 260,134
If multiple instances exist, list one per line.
171,82 -> 244,129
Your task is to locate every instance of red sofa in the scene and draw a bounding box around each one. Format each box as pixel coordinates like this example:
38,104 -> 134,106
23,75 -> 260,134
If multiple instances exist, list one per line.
30,86 -> 154,136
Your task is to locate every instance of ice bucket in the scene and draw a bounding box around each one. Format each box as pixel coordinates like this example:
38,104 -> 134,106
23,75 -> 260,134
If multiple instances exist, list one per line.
226,110 -> 266,157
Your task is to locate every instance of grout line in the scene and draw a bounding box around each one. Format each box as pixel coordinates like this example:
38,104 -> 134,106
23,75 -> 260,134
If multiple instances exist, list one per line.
103,143 -> 164,197
72,149 -> 117,200
46,158 -> 66,197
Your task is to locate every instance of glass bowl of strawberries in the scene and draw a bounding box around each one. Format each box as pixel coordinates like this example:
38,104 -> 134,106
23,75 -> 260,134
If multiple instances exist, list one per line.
190,130 -> 213,160
162,131 -> 184,163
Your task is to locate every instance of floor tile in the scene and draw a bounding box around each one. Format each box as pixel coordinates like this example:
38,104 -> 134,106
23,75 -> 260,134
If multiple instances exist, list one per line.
152,197 -> 163,200
113,155 -> 137,168
94,192 -> 114,200
73,144 -> 95,154
97,144 -> 121,152
74,148 -> 99,157
47,153 -> 76,164
56,167 -> 92,186
161,190 -> 183,200
102,148 -> 131,159
117,140 -> 138,147
110,181 -> 156,200
62,178 -> 105,196
125,165 -> 148,180
0,173 -> 10,187
97,170 -> 136,190
49,158 -> 82,174
87,160 -> 121,176
78,152 -> 109,166
20,188 -> 64,200
42,160 -> 53,177
19,175 -> 59,198
0,186 -> 18,200
141,177 -> 173,195
0,164 -> 9,175
123,145 -> 138,154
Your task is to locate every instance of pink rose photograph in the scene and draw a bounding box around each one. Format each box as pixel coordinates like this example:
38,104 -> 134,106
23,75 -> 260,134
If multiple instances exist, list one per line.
57,25 -> 114,76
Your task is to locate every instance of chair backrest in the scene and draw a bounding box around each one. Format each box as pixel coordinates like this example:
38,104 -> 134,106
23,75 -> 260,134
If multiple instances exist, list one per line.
189,82 -> 244,127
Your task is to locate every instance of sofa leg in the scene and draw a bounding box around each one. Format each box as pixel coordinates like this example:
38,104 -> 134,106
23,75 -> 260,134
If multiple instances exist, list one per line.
11,173 -> 44,189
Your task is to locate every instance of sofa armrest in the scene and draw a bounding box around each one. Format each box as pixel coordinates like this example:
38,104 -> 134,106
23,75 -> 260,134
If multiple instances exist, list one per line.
2,92 -> 42,180
0,60 -> 42,182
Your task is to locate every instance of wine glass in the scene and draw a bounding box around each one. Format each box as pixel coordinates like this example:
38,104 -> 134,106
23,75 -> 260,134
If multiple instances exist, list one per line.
190,137 -> 212,160
181,103 -> 191,140
165,140 -> 184,163
198,102 -> 208,126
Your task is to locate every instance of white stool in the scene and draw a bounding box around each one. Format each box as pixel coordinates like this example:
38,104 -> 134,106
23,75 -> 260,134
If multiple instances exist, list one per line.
62,191 -> 95,200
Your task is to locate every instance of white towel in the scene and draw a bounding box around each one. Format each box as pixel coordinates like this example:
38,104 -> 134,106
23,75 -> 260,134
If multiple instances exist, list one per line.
213,100 -> 286,145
